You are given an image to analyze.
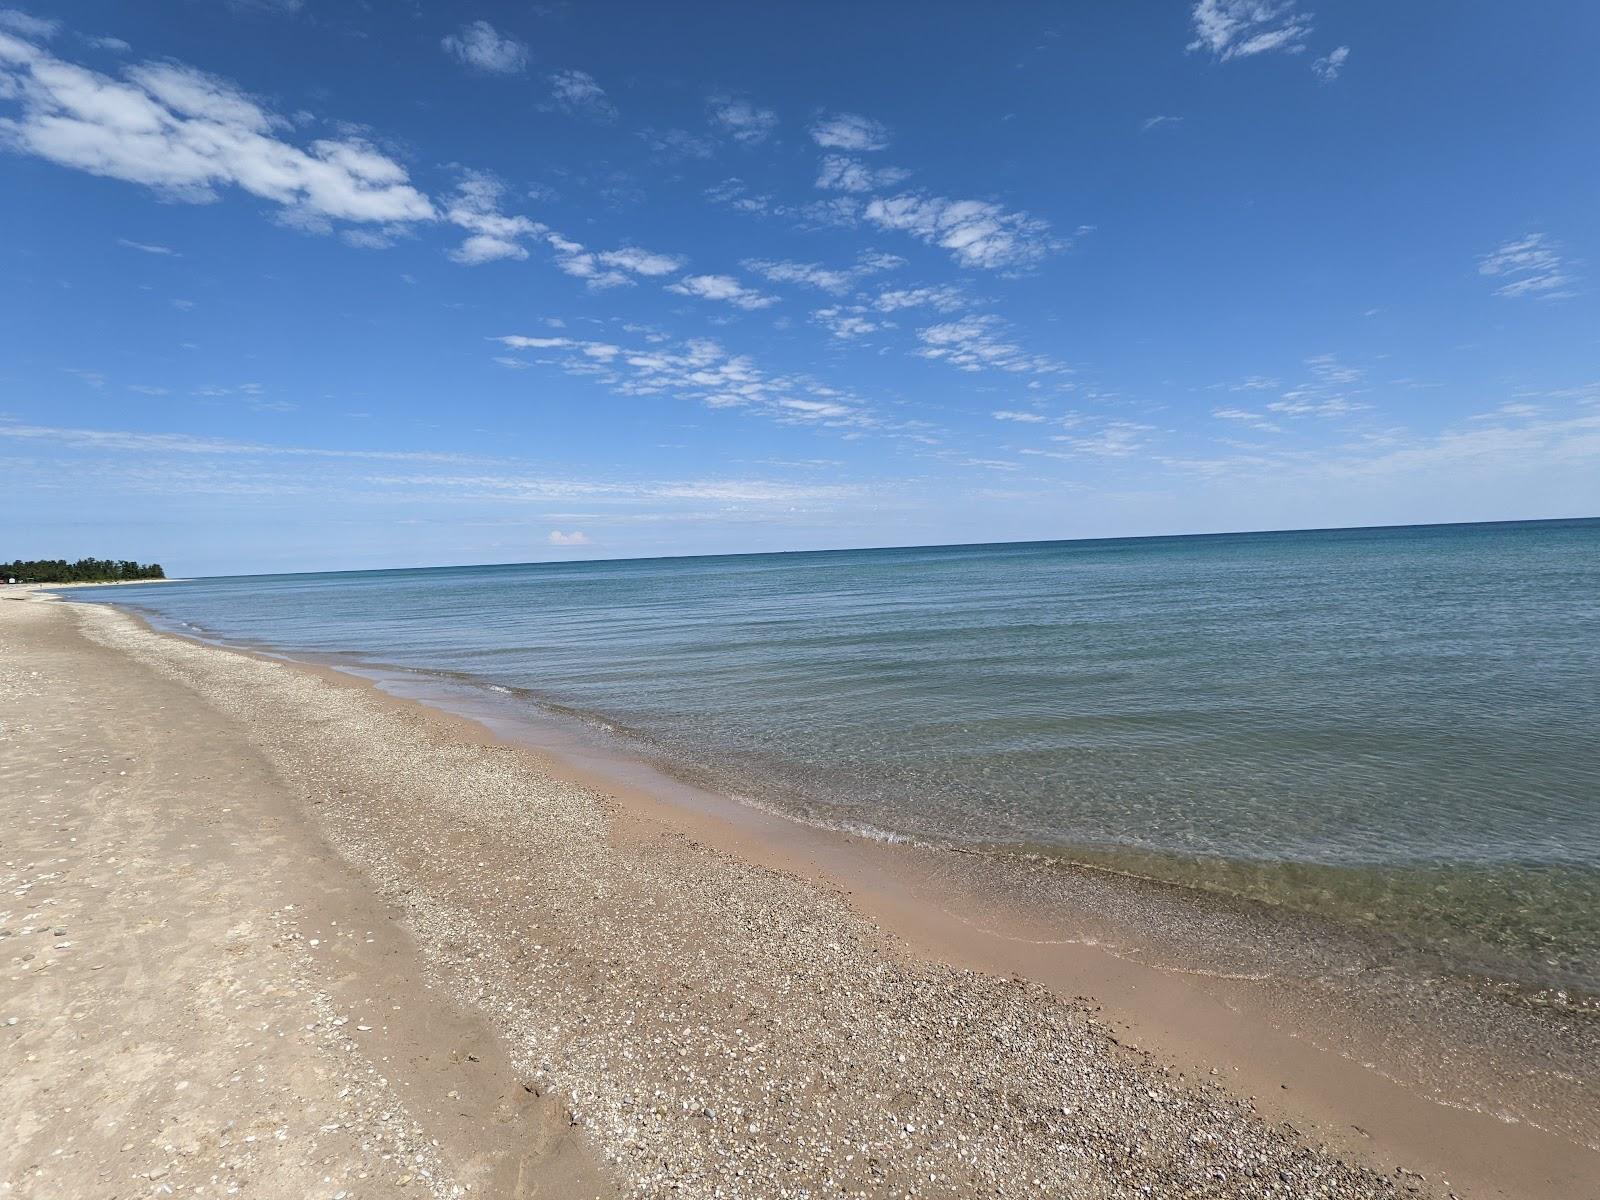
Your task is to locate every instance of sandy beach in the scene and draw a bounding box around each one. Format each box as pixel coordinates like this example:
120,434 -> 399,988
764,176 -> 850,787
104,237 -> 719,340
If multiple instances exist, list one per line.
3,591 -> 1594,1199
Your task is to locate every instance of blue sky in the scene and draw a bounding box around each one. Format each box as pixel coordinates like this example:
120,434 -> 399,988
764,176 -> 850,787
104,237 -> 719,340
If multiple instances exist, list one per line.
2,1 -> 1597,575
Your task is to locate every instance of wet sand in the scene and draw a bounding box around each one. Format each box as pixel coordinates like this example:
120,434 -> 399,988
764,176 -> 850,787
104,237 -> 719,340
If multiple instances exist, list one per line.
4,591 -> 1595,1197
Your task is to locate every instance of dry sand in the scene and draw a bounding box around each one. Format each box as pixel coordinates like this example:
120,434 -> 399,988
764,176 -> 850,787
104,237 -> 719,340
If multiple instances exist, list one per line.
1,592 -> 1590,1198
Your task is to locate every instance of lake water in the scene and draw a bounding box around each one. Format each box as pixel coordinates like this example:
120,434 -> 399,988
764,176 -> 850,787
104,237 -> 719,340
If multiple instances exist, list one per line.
74,518 -> 1600,997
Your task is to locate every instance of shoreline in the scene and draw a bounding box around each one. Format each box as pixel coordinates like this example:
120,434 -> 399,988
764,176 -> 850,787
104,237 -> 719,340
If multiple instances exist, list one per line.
97,591 -> 1600,1011
8,591 -> 1597,1197
332,640 -> 1600,1180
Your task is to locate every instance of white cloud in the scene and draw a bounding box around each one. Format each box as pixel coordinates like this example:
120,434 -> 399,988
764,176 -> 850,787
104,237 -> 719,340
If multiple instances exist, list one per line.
0,34 -> 436,231
1,419 -> 873,511
666,273 -> 778,310
1312,45 -> 1349,82
743,252 -> 902,294
541,235 -> 684,288
864,194 -> 1058,270
493,333 -> 871,429
873,285 -> 965,313
596,246 -> 685,277
1479,233 -> 1577,300
1187,0 -> 1313,60
1026,420 -> 1153,459
707,94 -> 777,144
545,233 -> 626,286
745,258 -> 856,293
704,177 -> 874,230
916,315 -> 1063,374
445,171 -> 543,264
64,367 -> 105,388
809,112 -> 890,152
87,35 -> 131,53
548,529 -> 590,545
0,9 -> 56,38
640,127 -> 715,160
441,21 -> 527,74
1471,401 -> 1541,422
548,69 -> 616,121
813,306 -> 881,339
1141,115 -> 1183,132
992,410 -> 1047,423
226,0 -> 304,14
1211,406 -> 1283,433
815,154 -> 910,193
1166,412 -> 1600,507
1259,355 -> 1370,418
117,237 -> 177,255
0,420 -> 475,462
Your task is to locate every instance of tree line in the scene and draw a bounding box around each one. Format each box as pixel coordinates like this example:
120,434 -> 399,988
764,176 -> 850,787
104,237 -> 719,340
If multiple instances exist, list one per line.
3,558 -> 167,583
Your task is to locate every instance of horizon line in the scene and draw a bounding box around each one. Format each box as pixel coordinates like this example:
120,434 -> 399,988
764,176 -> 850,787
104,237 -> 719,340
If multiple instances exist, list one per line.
120,512 -> 1599,583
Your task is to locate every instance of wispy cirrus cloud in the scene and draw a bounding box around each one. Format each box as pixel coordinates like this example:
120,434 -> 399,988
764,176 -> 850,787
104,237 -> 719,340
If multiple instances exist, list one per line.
916,315 -> 1064,375
494,332 -> 871,428
544,235 -> 685,288
0,32 -> 436,232
812,306 -> 882,340
1211,406 -> 1283,433
708,93 -> 777,144
441,20 -> 528,74
1479,233 -> 1578,300
1219,354 -> 1370,421
1187,0 -> 1313,60
815,154 -> 911,194
2,419 -> 870,513
666,273 -> 778,310
810,112 -> 891,152
872,285 -> 966,313
743,252 -> 902,294
640,127 -> 715,161
1012,418 -> 1155,462
0,419 -> 476,462
596,246 -> 686,277
1209,356 -> 1368,430
117,237 -> 178,255
548,68 -> 617,121
1312,45 -> 1350,82
863,194 -> 1062,270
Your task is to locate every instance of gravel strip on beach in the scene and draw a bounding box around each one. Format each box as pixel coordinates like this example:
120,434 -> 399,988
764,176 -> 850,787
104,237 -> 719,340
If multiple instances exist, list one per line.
67,599 -> 1430,1200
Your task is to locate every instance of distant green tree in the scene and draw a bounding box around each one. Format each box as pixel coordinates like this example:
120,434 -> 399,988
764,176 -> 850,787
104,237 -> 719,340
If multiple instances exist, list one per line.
2,558 -> 166,583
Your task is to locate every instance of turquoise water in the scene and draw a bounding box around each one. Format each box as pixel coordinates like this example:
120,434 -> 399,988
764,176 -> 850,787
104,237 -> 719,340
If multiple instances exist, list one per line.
74,518 -> 1600,993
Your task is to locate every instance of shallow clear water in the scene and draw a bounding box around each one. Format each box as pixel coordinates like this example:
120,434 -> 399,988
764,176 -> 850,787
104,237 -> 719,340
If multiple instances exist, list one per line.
74,518 -> 1600,992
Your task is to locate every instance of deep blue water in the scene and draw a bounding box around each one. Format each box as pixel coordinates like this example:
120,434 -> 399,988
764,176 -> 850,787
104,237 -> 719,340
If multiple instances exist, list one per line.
73,518 -> 1600,991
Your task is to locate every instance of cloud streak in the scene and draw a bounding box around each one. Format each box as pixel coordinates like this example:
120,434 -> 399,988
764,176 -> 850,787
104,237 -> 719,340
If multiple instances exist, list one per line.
708,93 -> 777,144
1187,0 -> 1313,60
810,112 -> 890,152
494,332 -> 873,428
0,32 -> 435,231
815,154 -> 911,194
864,194 -> 1060,270
916,315 -> 1064,374
548,68 -> 617,121
666,273 -> 778,310
1479,233 -> 1577,300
